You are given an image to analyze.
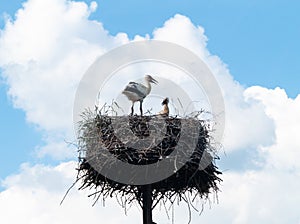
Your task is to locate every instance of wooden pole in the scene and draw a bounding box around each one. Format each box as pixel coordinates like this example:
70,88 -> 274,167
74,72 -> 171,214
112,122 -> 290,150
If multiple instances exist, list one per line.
142,185 -> 153,224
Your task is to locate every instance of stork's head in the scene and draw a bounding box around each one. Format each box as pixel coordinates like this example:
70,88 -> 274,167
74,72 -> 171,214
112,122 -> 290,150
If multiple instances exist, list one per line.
145,75 -> 158,84
162,97 -> 169,105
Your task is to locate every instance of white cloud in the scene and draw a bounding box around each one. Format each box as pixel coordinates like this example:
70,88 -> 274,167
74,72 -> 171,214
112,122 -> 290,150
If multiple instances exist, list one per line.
153,14 -> 209,60
2,162 -> 74,191
0,162 -> 142,224
245,86 -> 300,170
0,0 -> 129,158
196,170 -> 300,224
35,140 -> 76,160
1,0 -> 300,223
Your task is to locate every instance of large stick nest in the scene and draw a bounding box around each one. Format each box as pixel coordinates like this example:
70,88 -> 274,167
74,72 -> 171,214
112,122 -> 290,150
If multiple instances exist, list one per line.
74,108 -> 222,210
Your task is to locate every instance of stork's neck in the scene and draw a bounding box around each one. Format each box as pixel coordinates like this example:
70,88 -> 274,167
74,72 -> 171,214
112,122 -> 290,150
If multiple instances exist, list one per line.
145,80 -> 152,95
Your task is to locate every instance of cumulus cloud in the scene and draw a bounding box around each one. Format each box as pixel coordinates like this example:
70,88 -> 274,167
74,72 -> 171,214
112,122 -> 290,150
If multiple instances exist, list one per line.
0,0 -> 129,158
245,86 -> 300,170
196,170 -> 300,224
0,162 -> 142,224
1,0 -> 300,223
35,139 -> 76,160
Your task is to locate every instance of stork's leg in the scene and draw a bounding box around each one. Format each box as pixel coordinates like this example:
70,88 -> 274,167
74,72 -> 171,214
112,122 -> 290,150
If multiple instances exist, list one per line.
131,102 -> 134,116
140,100 -> 143,116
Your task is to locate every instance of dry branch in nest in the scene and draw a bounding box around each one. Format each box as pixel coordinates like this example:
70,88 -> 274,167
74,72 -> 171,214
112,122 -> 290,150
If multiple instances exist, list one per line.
73,107 -> 222,215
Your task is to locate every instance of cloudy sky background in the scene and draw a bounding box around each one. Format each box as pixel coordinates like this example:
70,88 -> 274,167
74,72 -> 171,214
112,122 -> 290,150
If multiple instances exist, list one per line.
0,0 -> 300,223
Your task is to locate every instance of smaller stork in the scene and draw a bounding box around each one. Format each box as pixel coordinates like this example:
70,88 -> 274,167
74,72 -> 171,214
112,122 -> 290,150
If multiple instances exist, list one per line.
122,75 -> 158,116
158,97 -> 169,117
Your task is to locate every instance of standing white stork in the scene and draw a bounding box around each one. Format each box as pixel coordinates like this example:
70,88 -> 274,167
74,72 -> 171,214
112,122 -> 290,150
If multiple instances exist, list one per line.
122,75 -> 158,116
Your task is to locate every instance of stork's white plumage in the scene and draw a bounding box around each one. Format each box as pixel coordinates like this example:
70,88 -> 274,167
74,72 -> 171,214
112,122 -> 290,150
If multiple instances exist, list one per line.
122,75 -> 158,115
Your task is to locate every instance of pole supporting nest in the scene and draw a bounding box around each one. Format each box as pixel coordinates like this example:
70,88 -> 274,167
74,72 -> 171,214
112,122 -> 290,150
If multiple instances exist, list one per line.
142,185 -> 153,224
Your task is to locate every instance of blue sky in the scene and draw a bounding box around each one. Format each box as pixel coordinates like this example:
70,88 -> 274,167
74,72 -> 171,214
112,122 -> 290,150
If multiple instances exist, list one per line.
0,1 -> 299,223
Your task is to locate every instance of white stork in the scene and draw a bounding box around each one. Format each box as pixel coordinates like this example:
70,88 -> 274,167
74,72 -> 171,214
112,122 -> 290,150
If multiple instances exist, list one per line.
158,97 -> 169,117
122,75 -> 158,116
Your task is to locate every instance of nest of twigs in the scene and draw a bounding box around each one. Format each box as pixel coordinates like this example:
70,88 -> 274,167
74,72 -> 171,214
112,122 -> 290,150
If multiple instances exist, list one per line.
73,108 -> 222,212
